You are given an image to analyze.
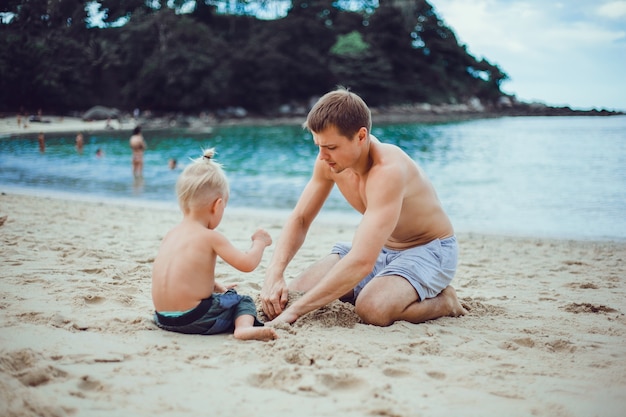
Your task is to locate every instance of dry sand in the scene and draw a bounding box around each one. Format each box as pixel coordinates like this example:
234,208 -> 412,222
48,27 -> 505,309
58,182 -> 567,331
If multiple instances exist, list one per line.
0,191 -> 625,417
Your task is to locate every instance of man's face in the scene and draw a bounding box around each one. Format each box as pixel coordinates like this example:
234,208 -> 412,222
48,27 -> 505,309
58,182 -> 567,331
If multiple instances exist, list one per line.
313,126 -> 359,174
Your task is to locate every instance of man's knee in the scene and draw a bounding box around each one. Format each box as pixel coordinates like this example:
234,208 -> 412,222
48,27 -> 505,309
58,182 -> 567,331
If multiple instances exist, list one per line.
354,295 -> 395,327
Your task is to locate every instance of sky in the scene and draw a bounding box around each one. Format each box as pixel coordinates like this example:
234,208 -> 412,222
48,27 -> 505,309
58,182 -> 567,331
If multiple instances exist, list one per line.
35,1 -> 626,111
427,0 -> 626,111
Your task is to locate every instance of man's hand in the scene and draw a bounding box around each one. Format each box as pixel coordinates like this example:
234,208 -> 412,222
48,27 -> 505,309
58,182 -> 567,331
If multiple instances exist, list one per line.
260,276 -> 289,320
267,309 -> 299,326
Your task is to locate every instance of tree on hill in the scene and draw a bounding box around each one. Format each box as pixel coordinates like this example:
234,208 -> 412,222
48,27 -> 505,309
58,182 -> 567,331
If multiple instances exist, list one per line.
0,0 -> 508,114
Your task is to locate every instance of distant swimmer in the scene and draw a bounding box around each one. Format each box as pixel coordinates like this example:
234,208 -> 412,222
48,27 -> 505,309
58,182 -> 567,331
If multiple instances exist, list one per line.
75,132 -> 84,153
38,132 -> 45,153
129,126 -> 147,177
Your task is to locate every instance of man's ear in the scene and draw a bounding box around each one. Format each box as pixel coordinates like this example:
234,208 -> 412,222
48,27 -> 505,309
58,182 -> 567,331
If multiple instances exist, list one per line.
357,127 -> 368,142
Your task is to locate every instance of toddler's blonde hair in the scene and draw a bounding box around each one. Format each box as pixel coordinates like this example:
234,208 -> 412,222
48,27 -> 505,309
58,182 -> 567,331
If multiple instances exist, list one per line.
176,148 -> 229,213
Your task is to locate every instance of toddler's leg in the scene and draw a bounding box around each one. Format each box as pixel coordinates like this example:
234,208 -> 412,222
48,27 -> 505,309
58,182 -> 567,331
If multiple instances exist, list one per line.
233,315 -> 278,341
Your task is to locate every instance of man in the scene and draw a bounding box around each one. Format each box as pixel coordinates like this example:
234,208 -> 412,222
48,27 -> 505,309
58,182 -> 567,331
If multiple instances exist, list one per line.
261,88 -> 467,326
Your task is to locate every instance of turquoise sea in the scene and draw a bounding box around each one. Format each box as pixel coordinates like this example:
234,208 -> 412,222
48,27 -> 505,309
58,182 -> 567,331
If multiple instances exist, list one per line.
1,116 -> 625,241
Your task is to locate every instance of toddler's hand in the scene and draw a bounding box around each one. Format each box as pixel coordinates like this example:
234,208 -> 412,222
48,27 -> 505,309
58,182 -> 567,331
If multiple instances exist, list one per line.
252,228 -> 272,247
214,282 -> 237,293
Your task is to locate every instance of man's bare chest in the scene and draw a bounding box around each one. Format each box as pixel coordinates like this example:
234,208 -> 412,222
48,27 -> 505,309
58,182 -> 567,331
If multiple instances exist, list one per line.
334,173 -> 367,213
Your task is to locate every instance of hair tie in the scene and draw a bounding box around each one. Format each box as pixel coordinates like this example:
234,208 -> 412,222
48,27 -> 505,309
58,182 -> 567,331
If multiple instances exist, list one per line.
202,148 -> 216,160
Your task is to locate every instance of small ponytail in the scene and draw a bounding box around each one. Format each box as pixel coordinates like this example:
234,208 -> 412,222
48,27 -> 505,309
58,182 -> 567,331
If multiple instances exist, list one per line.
202,148 -> 216,161
197,147 -> 222,168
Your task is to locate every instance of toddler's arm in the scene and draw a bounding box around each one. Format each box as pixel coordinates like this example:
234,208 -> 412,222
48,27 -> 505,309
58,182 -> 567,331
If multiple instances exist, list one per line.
212,228 -> 272,273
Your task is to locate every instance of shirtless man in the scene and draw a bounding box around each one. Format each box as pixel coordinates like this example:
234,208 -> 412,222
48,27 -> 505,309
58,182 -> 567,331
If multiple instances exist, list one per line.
129,126 -> 146,177
261,88 -> 467,326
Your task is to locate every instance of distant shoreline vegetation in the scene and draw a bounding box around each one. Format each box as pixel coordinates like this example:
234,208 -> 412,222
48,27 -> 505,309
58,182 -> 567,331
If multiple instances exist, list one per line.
2,1 -> 622,120
2,0 -> 510,116
2,101 -> 622,142
205,101 -> 624,130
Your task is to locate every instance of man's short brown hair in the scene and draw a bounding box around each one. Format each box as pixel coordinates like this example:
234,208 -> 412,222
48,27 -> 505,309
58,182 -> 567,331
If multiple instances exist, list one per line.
303,87 -> 371,139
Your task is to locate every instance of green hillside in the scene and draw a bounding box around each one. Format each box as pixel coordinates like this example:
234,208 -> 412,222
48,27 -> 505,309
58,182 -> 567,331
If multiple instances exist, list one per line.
1,0 -> 509,115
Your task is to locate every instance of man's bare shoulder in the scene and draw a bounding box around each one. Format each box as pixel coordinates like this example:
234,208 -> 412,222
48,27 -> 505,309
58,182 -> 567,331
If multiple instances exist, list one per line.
370,142 -> 415,179
371,139 -> 411,162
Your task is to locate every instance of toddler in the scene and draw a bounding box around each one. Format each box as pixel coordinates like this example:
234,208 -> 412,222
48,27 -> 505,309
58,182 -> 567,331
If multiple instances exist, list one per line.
152,148 -> 277,341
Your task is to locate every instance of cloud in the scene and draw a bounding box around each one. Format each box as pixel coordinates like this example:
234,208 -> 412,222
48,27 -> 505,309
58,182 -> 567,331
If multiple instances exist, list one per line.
596,1 -> 626,19
430,0 -> 624,55
428,0 -> 626,109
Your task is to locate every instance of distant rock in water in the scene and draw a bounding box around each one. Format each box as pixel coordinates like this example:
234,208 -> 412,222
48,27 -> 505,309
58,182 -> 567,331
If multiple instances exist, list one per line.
82,106 -> 121,121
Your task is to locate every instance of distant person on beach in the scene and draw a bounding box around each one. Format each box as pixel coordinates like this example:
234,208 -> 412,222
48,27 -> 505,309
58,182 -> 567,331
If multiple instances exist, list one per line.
261,88 -> 467,327
37,132 -> 45,153
129,126 -> 146,177
75,132 -> 84,154
151,148 -> 277,341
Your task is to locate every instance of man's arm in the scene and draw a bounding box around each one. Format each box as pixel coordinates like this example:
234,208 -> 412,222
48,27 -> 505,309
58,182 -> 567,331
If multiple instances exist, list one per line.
271,164 -> 406,324
261,160 -> 334,318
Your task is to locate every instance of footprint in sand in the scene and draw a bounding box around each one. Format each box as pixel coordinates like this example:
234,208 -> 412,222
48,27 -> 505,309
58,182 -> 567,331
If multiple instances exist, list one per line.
81,267 -> 105,275
460,298 -> 506,316
16,365 -> 68,387
382,367 -> 411,377
317,372 -> 366,390
77,375 -> 105,391
562,302 -> 617,314
248,367 -> 365,396
545,339 -> 576,353
564,281 -> 599,290
498,337 -> 536,351
0,349 -> 68,387
425,370 -> 446,380
83,294 -> 105,304
248,367 -> 305,392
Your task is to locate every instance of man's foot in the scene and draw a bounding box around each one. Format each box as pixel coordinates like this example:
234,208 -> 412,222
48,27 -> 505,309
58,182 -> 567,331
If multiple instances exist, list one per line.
440,286 -> 468,317
234,326 -> 278,341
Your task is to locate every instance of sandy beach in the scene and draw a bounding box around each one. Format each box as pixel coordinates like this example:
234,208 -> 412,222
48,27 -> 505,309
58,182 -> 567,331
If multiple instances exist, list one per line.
2,117 -> 626,417
0,190 -> 625,417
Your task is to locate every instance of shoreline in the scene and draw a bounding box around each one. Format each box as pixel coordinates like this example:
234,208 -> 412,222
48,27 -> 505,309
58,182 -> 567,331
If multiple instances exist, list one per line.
2,104 -> 624,138
0,116 -> 134,139
2,185 -> 623,244
1,192 -> 625,416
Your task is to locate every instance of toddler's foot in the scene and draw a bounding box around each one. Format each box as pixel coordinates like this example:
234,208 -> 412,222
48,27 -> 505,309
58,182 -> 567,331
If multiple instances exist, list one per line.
234,326 -> 278,341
